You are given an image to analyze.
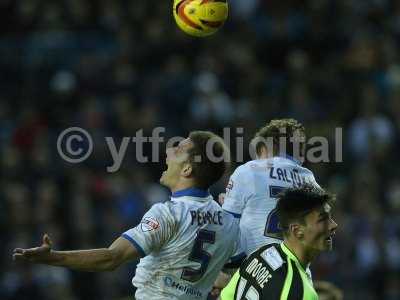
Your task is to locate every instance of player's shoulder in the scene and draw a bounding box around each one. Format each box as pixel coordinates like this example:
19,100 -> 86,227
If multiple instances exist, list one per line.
296,164 -> 314,175
232,162 -> 251,176
271,157 -> 316,178
149,201 -> 173,212
232,160 -> 264,178
236,158 -> 308,174
293,164 -> 320,186
147,201 -> 177,222
239,243 -> 288,291
246,243 -> 287,274
135,201 -> 178,234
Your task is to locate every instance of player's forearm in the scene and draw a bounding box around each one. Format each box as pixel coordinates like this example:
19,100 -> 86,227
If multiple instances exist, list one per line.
48,248 -> 118,272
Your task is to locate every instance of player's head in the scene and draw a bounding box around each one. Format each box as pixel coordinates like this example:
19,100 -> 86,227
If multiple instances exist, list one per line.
276,185 -> 337,253
160,131 -> 230,191
252,118 -> 305,161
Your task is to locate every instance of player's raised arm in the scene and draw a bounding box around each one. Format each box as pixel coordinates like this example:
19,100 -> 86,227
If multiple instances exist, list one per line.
13,233 -> 141,272
12,201 -> 174,272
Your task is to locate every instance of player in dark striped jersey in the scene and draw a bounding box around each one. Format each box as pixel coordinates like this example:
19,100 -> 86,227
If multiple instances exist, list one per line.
220,185 -> 338,300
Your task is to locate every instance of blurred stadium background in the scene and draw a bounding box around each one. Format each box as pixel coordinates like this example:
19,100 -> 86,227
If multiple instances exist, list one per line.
1,0 -> 400,299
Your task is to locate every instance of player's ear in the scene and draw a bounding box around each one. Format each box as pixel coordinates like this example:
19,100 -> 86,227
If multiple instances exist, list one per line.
297,230 -> 304,239
181,163 -> 193,178
289,223 -> 304,239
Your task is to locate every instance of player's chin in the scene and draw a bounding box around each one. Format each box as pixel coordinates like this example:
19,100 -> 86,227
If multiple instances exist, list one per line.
159,171 -> 167,185
322,237 -> 333,251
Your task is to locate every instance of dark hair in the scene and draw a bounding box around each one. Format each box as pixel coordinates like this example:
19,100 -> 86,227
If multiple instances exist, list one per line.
187,131 -> 230,189
253,118 -> 305,157
276,185 -> 333,235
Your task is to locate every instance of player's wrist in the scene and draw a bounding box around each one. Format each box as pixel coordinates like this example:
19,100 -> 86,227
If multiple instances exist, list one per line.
46,250 -> 62,265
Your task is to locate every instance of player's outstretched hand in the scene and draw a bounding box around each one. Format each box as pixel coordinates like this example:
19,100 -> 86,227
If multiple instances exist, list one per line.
13,234 -> 54,264
218,193 -> 225,206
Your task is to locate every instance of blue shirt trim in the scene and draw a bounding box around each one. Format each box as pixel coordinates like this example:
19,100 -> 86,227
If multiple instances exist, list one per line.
223,209 -> 241,218
171,187 -> 209,198
121,234 -> 146,258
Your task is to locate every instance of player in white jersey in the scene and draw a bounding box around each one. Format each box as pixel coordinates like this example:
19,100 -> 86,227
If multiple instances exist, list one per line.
222,119 -> 320,255
223,155 -> 319,254
13,131 -> 244,300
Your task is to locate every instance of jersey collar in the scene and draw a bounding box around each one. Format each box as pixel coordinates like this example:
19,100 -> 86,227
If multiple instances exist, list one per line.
280,242 -> 307,271
171,187 -> 210,198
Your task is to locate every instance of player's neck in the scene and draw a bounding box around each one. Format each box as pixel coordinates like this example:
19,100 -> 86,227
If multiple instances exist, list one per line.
257,151 -> 274,159
283,239 -> 316,269
257,150 -> 289,160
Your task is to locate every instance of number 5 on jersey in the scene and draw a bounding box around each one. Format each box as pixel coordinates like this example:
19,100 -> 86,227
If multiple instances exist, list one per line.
181,229 -> 216,282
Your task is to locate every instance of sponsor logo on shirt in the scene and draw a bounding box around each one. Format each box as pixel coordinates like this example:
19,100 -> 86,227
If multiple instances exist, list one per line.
140,216 -> 160,232
261,246 -> 284,271
164,276 -> 202,298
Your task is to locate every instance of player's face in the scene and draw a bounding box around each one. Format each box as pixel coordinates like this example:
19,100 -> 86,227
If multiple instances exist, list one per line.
160,138 -> 193,189
301,203 -> 337,253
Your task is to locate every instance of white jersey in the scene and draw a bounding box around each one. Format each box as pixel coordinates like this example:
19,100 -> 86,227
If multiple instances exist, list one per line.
222,156 -> 320,255
122,188 -> 243,300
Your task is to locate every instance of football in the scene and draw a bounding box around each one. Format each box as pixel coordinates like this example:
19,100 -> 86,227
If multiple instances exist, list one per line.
173,0 -> 229,37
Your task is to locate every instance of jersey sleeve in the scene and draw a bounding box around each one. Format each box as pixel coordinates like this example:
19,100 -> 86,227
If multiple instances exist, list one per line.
121,202 -> 175,257
222,166 -> 251,217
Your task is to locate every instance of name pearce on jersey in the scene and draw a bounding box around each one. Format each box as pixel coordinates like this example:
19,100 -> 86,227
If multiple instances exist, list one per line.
190,210 -> 223,226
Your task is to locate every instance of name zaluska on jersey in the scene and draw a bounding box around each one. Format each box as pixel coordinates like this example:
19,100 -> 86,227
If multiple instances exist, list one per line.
268,166 -> 311,187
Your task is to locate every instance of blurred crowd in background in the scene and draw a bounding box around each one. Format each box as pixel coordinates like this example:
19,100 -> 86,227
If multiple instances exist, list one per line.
1,0 -> 400,299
